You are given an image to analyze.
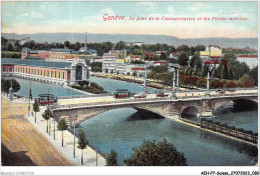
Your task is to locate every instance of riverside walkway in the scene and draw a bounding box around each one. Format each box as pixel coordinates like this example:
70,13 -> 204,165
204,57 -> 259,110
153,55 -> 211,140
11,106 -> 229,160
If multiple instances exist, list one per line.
1,95 -> 106,166
1,97 -> 72,166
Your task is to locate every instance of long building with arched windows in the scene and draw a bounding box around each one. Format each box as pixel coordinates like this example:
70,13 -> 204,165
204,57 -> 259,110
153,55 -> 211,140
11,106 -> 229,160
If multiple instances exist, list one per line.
1,58 -> 91,85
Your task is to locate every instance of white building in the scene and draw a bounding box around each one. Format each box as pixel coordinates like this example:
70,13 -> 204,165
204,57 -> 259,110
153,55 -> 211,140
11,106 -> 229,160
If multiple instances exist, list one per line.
237,55 -> 258,69
102,53 -> 117,73
169,53 -> 178,59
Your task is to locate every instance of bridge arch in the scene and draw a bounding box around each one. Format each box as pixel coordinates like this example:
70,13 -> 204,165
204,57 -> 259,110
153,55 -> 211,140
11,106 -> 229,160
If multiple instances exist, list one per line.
180,106 -> 200,118
213,98 -> 258,113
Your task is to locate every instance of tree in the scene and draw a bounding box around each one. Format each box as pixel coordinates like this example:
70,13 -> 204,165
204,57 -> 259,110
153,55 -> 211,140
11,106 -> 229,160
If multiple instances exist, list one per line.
77,129 -> 88,165
124,138 -> 187,166
249,66 -> 258,86
57,118 -> 68,147
1,79 -> 20,93
6,43 -> 14,51
114,41 -> 126,50
221,63 -> 229,79
178,53 -> 189,67
106,150 -> 118,166
132,71 -> 137,77
64,41 -> 71,49
74,42 -> 81,51
42,107 -> 51,133
33,100 -> 40,123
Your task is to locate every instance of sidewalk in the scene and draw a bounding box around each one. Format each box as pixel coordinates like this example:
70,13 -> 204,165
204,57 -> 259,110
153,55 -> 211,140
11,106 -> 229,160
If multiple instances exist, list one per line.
3,94 -> 106,166
26,106 -> 106,166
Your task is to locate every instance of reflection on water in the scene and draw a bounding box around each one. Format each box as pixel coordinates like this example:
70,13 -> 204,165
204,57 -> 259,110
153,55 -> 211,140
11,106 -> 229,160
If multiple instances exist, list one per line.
78,108 -> 258,166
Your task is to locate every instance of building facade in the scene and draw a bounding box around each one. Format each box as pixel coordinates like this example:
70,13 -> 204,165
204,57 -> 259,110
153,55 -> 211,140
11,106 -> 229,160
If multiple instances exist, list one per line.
237,55 -> 258,69
200,45 -> 222,61
1,58 -> 91,85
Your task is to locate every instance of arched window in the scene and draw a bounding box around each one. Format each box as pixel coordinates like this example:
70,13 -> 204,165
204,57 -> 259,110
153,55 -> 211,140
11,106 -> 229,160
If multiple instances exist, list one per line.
47,71 -> 49,77
9,67 -> 13,72
51,71 -> 53,77
54,71 -> 56,78
58,72 -> 60,79
76,65 -> 83,80
62,72 -> 65,79
37,69 -> 39,75
23,68 -> 25,73
44,70 -> 46,77
26,68 -> 28,73
40,70 -> 42,76
2,66 -> 6,72
34,69 -> 36,75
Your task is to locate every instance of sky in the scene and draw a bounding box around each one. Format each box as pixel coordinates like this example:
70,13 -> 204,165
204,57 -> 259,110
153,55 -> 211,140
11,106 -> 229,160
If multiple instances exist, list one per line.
1,1 -> 258,38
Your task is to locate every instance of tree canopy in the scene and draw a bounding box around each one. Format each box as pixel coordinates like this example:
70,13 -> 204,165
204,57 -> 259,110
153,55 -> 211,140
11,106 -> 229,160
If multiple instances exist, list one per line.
1,79 -> 21,93
106,150 -> 119,166
124,139 -> 187,166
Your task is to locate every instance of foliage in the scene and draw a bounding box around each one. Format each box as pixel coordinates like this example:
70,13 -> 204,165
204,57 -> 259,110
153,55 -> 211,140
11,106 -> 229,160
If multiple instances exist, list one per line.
1,51 -> 21,58
1,79 -> 21,93
124,138 -> 187,166
90,62 -> 102,72
57,119 -> 68,131
42,107 -> 52,120
77,129 -> 88,150
106,150 -> 119,166
33,101 -> 40,113
131,60 -> 145,64
70,82 -> 106,94
249,66 -> 258,86
178,53 -> 189,67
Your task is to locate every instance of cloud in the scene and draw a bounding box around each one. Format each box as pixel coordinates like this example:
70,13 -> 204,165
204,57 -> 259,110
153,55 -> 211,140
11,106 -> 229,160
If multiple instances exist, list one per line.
167,6 -> 174,13
187,2 -> 212,12
137,2 -> 156,11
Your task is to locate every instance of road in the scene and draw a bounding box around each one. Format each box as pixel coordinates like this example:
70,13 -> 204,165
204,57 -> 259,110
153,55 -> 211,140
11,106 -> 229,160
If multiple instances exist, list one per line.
1,97 -> 73,166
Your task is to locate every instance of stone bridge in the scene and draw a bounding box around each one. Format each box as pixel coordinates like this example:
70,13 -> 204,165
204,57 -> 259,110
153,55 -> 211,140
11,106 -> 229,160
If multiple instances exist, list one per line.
51,92 -> 258,127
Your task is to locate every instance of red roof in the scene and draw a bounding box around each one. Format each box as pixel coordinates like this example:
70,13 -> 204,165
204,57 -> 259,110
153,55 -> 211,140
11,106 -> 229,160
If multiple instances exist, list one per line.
154,61 -> 167,64
210,56 -> 221,59
171,53 -> 178,55
203,60 -> 220,64
132,68 -> 145,71
133,56 -> 140,58
145,53 -> 153,56
238,55 -> 258,58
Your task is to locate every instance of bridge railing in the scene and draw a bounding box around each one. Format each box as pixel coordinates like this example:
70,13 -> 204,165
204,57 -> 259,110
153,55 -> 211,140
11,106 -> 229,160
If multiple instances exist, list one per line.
51,92 -> 257,110
51,97 -> 171,109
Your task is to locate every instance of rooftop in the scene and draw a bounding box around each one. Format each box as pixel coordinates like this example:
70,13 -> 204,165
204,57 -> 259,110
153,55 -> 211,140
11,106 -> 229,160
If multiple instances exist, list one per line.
1,58 -> 72,69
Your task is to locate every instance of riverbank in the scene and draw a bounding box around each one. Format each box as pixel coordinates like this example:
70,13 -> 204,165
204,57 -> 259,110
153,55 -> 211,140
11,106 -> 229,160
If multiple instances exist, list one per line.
92,72 -> 186,91
173,117 -> 258,147
1,96 -> 72,166
25,105 -> 106,166
1,95 -> 106,166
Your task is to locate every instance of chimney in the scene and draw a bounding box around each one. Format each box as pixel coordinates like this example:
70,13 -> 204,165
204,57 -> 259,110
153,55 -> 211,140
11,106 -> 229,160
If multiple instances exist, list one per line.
84,32 -> 87,52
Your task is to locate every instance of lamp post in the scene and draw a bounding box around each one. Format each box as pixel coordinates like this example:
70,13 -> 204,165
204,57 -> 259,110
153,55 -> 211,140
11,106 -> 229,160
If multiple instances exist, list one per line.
73,111 -> 77,158
48,88 -> 51,136
170,67 -> 177,100
53,110 -> 56,140
176,68 -> 180,92
143,68 -> 147,94
9,79 -> 13,101
28,82 -> 32,116
205,65 -> 213,98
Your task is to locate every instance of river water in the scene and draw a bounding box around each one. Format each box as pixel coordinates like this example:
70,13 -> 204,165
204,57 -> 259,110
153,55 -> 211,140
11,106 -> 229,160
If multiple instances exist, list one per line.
4,77 -> 86,98
79,78 -> 258,166
5,76 -> 258,166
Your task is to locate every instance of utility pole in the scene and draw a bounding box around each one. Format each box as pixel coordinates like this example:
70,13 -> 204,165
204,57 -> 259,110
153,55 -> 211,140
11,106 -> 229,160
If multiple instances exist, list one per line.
53,111 -> 56,140
28,82 -> 32,116
48,89 -> 51,136
143,68 -> 147,94
176,68 -> 180,92
172,67 -> 177,100
73,112 -> 77,158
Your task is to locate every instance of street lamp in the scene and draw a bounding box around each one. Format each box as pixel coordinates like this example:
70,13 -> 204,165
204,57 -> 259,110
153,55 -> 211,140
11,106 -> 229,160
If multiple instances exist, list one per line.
9,79 -> 13,101
143,68 -> 147,94
48,88 -> 51,136
73,111 -> 77,158
52,110 -> 56,140
28,82 -> 32,116
176,68 -> 180,92
205,64 -> 214,98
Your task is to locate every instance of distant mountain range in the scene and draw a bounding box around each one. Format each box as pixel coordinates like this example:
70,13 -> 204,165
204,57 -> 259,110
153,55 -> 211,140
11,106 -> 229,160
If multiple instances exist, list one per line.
2,33 -> 258,49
